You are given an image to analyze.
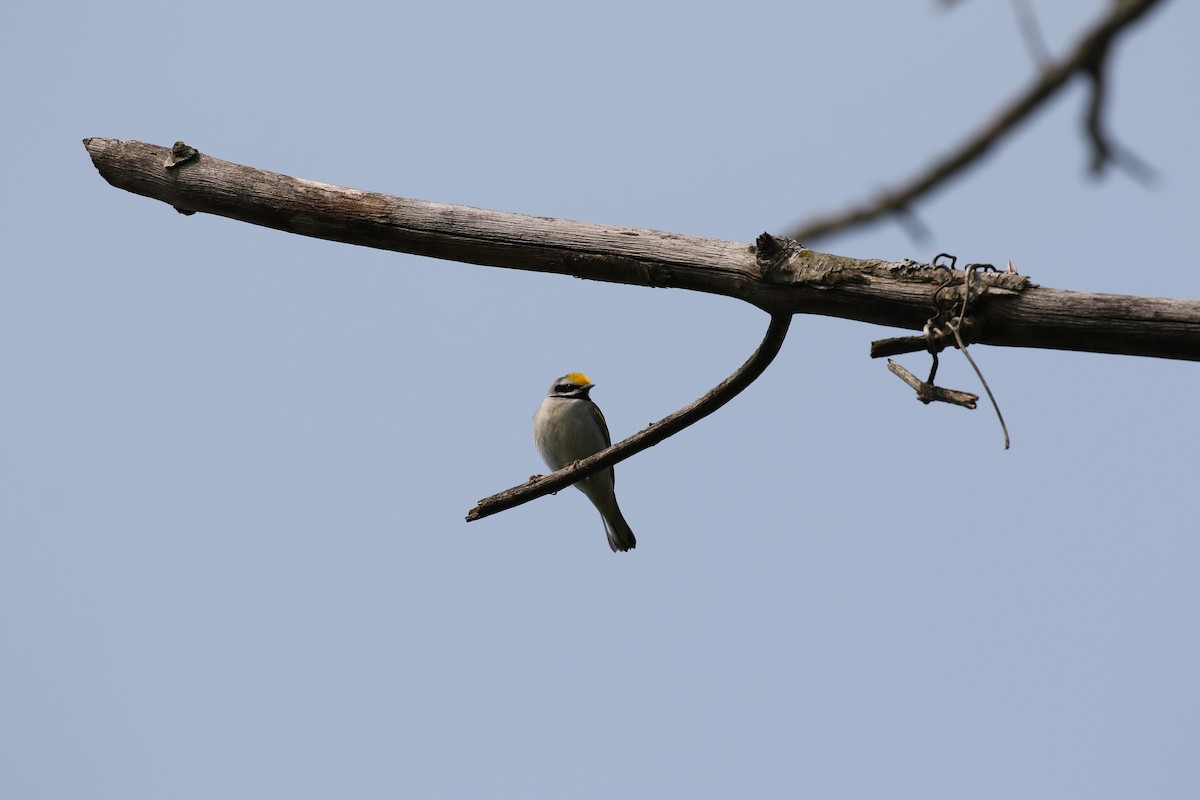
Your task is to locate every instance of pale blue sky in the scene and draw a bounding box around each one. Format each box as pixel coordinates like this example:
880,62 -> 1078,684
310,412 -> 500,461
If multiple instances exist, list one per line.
3,1 -> 1199,798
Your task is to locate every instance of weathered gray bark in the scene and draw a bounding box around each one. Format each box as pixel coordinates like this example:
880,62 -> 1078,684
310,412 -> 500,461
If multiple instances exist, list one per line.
83,137 -> 1200,362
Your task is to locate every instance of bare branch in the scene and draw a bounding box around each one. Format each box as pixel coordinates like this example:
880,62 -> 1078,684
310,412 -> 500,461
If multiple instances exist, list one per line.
466,313 -> 792,523
82,137 -> 1200,362
789,0 -> 1168,242
887,360 -> 978,409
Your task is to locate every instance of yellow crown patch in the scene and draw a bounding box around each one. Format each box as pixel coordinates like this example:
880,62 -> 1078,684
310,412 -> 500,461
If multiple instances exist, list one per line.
563,372 -> 591,385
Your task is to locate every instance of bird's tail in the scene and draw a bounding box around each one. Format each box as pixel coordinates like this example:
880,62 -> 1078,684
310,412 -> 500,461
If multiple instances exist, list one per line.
603,506 -> 637,552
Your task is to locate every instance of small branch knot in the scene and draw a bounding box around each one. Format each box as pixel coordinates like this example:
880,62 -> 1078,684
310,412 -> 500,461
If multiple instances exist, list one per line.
754,233 -> 805,279
164,140 -> 199,169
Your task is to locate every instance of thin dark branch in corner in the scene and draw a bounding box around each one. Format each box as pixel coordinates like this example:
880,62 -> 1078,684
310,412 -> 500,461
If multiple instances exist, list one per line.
789,0 -> 1167,243
466,313 -> 792,523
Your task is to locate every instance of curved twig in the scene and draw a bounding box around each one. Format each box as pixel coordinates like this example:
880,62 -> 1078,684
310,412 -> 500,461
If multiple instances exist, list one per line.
789,0 -> 1166,243
466,313 -> 793,522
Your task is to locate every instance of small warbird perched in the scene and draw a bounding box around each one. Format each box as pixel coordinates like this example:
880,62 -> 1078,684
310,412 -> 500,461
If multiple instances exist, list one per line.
532,373 -> 636,552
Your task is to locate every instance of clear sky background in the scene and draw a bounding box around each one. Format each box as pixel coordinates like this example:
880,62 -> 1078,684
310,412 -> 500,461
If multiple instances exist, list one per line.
3,1 -> 1198,798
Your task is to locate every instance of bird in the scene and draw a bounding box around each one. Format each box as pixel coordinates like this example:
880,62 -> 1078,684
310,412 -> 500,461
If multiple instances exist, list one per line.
532,373 -> 637,552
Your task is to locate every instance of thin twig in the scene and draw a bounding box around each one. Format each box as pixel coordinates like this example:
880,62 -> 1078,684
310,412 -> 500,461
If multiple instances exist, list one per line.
1011,0 -> 1051,66
1081,47 -> 1158,183
947,321 -> 1010,448
466,313 -> 793,522
886,360 -> 979,408
871,335 -> 941,359
789,0 -> 1167,242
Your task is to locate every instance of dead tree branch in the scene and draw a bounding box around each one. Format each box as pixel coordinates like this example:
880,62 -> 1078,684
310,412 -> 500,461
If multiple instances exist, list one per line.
83,137 -> 1200,362
467,313 -> 791,522
789,0 -> 1168,242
